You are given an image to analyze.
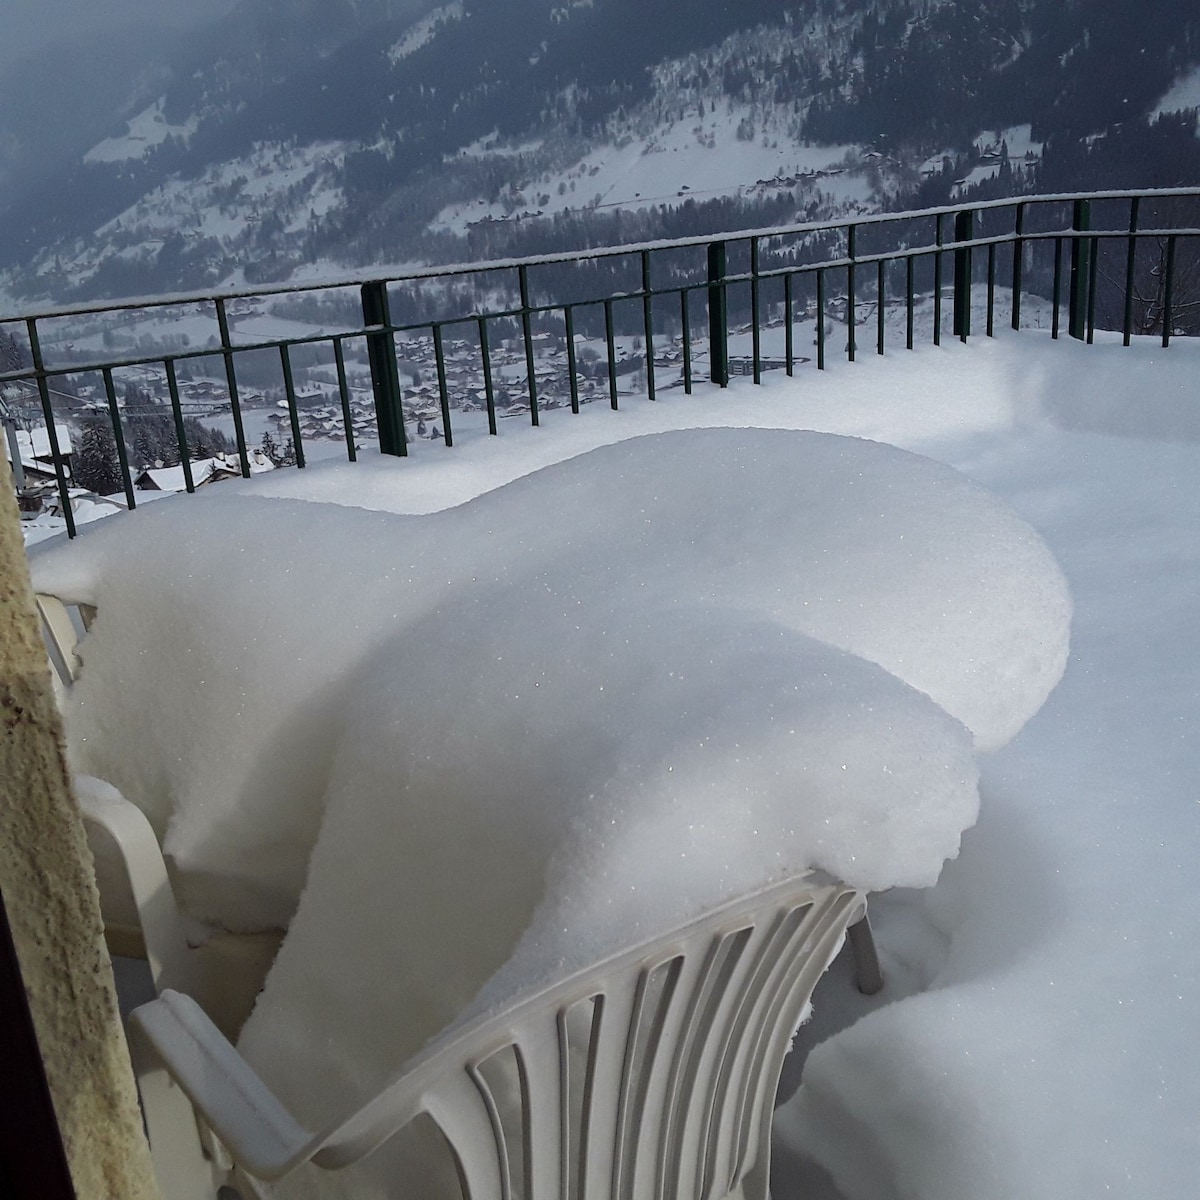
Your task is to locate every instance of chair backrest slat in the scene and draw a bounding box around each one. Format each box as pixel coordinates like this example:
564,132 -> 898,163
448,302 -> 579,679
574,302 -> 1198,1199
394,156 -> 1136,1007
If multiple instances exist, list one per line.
134,881 -> 866,1200
430,1069 -> 511,1200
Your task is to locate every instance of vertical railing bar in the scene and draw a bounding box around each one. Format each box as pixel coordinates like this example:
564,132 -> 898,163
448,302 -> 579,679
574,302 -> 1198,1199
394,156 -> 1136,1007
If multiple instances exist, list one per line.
641,250 -> 656,401
1162,235 -> 1176,348
278,344 -> 306,469
906,255 -> 914,350
433,323 -> 453,447
751,237 -> 762,383
986,243 -> 996,337
214,297 -> 250,476
360,281 -> 407,456
164,359 -> 195,493
681,288 -> 693,395
604,298 -> 619,409
1086,235 -> 1099,345
518,264 -> 540,426
477,315 -> 497,436
1123,197 -> 1140,345
565,306 -> 580,414
1069,198 -> 1091,341
101,366 -> 136,511
1012,202 -> 1026,330
933,214 -> 943,346
707,241 -> 728,387
332,337 -> 356,461
816,269 -> 826,370
876,259 -> 885,355
1052,237 -> 1063,340
26,318 -> 75,536
846,224 -> 857,362
784,273 -> 794,375
953,208 -> 973,341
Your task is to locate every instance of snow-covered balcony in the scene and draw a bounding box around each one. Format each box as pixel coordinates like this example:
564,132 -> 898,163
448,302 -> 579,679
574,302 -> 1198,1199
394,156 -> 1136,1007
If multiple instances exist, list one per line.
20,323 -> 1200,1199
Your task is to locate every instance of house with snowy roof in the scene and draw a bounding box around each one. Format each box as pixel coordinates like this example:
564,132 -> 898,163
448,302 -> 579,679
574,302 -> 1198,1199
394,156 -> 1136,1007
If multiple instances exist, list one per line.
3,422 -> 74,486
135,449 -> 275,492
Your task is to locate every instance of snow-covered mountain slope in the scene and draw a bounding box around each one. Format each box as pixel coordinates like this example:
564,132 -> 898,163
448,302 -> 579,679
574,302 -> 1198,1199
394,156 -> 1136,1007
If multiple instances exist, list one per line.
2,0 -> 1199,305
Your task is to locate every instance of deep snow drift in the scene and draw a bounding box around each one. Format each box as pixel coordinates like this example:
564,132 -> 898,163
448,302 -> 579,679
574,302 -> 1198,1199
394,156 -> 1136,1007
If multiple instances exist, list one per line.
33,428 -> 1067,934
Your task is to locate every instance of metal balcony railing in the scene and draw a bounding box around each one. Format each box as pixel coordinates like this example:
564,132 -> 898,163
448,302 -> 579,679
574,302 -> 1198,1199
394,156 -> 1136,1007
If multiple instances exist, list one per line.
3,187 -> 1199,536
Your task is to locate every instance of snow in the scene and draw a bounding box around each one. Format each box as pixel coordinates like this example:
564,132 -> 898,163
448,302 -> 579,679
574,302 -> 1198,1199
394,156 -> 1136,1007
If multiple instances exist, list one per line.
27,330 -> 1200,1199
83,97 -> 199,165
388,1 -> 463,62
951,124 -> 1044,194
1152,64 -> 1200,117
135,450 -> 275,492
54,141 -> 352,288
433,114 -> 860,233
6,421 -> 73,463
32,425 -> 1065,923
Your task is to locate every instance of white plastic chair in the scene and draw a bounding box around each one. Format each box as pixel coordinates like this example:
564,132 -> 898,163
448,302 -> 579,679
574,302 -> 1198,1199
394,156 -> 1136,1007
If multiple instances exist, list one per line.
40,591 -> 883,1200
131,875 -> 871,1200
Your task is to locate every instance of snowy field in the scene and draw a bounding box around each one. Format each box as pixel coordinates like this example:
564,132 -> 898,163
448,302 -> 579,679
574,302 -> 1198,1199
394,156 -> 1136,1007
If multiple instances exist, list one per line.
30,329 -> 1200,1198
433,113 -> 865,233
1152,64 -> 1200,117
83,96 -> 200,164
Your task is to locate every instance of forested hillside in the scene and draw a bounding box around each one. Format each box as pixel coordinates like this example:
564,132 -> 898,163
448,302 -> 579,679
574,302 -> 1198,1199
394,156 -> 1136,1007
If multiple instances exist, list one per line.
1,0 -> 1198,304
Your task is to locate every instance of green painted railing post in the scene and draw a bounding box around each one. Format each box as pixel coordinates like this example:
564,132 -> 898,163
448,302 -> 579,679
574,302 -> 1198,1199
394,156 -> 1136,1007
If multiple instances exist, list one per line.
24,318 -> 74,537
641,250 -> 656,400
214,298 -> 251,476
518,265 -> 540,425
1011,202 -> 1026,330
707,241 -> 728,387
953,209 -> 974,340
361,281 -> 407,457
846,223 -> 857,362
1123,197 -> 1140,346
1069,199 -> 1092,341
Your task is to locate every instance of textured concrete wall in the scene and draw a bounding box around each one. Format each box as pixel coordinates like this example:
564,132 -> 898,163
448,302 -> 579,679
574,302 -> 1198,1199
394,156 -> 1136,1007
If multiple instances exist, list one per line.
0,457 -> 160,1199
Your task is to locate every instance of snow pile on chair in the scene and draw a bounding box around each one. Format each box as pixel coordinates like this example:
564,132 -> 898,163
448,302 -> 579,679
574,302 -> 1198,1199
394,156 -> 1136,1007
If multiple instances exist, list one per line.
33,427 -> 1070,1196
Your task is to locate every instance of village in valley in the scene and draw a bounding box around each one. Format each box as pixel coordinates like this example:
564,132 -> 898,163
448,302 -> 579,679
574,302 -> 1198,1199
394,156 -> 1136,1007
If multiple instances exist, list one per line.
3,291 -> 716,537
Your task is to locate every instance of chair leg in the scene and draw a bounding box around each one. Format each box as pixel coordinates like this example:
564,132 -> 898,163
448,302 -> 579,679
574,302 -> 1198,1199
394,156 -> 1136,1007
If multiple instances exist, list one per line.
847,913 -> 884,995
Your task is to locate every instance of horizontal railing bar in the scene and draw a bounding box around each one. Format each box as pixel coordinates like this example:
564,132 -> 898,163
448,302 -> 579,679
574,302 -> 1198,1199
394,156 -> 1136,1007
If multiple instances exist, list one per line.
6,218 -> 1199,388
5,187 -> 1200,326
10,185 -> 1196,541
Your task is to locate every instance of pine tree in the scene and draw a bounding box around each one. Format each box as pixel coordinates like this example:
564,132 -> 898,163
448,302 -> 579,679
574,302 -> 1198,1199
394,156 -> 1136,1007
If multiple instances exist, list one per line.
181,418 -> 232,460
73,419 -> 125,496
1,329 -> 28,373
259,429 -> 280,464
131,413 -> 178,469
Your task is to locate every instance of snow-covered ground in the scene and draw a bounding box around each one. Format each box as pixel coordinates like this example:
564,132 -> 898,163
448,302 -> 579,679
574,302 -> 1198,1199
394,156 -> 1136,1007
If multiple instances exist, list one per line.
29,330 -> 1200,1198
388,0 -> 463,62
1152,64 -> 1200,118
83,97 -> 200,164
434,114 -> 865,233
949,123 -> 1045,194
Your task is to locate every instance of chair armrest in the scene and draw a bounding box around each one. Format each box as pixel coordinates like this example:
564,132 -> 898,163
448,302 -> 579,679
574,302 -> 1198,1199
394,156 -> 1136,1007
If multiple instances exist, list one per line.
76,784 -> 192,991
130,990 -> 319,1181
35,593 -> 83,702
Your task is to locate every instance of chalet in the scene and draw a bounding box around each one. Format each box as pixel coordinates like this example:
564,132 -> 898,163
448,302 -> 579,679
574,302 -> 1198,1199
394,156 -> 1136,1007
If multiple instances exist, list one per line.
135,450 -> 275,492
3,422 -> 74,486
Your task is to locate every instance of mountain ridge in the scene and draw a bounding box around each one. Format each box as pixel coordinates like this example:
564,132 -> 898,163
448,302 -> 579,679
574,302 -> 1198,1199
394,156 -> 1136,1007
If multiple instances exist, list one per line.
3,0 -> 1198,305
